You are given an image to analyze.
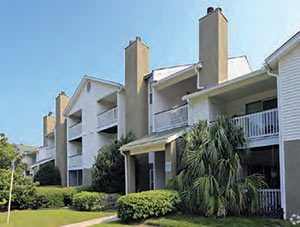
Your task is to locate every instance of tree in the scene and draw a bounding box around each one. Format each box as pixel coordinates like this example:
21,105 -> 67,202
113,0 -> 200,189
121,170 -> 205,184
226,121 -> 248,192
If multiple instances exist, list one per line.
33,161 -> 61,186
92,132 -> 135,194
169,116 -> 266,217
0,133 -> 37,209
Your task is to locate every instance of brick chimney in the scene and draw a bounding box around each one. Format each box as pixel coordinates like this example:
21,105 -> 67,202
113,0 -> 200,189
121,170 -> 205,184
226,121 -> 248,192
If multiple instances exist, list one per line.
124,37 -> 149,138
43,111 -> 55,146
55,91 -> 69,186
199,7 -> 228,86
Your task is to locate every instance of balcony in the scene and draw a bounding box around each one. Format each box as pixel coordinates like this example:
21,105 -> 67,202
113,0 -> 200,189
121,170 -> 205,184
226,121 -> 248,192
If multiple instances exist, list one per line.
259,189 -> 281,213
69,122 -> 82,140
232,109 -> 279,140
97,107 -> 118,132
68,154 -> 83,169
36,146 -> 55,163
154,104 -> 188,132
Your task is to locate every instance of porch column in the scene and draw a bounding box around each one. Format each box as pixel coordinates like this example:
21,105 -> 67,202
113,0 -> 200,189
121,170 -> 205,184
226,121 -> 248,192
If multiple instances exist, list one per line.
124,151 -> 136,194
165,141 -> 177,184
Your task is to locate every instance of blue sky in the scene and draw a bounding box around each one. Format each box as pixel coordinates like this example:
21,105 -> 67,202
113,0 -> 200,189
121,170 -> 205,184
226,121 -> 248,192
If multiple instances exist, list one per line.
0,0 -> 299,146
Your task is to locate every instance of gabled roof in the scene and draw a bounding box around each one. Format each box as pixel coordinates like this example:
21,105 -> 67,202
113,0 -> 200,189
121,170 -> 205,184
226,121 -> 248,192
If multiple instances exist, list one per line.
148,55 -> 252,83
63,75 -> 124,116
16,144 -> 39,155
265,31 -> 300,70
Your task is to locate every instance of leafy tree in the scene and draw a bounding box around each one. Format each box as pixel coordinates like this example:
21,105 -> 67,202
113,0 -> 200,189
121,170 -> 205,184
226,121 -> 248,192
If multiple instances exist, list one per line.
92,132 -> 135,194
0,133 -> 38,209
169,116 -> 266,217
33,161 -> 61,186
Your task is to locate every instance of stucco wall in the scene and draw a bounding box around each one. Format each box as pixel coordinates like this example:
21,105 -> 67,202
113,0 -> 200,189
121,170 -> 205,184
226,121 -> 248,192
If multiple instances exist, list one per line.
66,80 -> 120,185
188,95 -> 210,125
224,89 -> 277,117
153,76 -> 197,114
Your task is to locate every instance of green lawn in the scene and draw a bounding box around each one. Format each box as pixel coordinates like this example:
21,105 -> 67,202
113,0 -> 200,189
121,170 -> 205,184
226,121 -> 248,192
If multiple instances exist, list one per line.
145,214 -> 293,227
0,209 -> 116,227
94,214 -> 293,227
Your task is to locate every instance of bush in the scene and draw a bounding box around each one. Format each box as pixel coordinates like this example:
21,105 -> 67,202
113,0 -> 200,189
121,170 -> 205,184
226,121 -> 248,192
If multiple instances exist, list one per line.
72,191 -> 120,211
0,169 -> 38,210
34,186 -> 76,208
0,133 -> 38,210
116,190 -> 180,223
92,132 -> 135,194
76,185 -> 93,193
72,192 -> 105,211
33,161 -> 61,186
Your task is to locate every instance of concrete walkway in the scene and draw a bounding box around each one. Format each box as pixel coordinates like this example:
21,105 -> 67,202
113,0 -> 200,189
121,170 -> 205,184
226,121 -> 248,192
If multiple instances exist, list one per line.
61,214 -> 119,227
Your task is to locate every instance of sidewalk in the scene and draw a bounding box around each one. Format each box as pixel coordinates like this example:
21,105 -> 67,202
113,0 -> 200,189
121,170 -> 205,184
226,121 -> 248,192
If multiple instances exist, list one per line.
61,214 -> 119,227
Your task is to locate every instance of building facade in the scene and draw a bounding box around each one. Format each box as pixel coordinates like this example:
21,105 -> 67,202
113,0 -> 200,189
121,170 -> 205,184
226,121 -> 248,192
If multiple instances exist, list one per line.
24,7 -> 300,219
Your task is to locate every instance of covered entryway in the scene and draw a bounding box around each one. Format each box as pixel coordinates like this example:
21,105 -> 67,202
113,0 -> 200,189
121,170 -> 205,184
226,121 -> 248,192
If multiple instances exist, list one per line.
120,127 -> 186,194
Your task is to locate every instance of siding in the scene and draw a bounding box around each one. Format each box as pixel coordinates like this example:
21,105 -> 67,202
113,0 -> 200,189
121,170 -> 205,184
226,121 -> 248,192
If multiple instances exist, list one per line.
279,46 -> 300,141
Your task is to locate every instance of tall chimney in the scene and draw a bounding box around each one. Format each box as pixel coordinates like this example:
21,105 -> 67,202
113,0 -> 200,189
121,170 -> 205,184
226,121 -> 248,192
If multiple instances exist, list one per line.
55,91 -> 69,186
199,7 -> 228,86
125,37 -> 149,138
43,111 -> 55,146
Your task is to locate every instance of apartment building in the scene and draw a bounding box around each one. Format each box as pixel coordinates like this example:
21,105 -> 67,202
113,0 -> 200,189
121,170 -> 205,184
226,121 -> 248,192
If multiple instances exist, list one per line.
120,7 -> 300,219
63,76 -> 124,186
24,6 -> 299,219
25,92 -> 69,185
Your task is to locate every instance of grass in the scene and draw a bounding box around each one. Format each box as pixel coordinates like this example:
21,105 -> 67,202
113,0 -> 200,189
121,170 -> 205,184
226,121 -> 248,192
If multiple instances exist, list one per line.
0,208 -> 116,227
93,213 -> 293,227
144,213 -> 293,227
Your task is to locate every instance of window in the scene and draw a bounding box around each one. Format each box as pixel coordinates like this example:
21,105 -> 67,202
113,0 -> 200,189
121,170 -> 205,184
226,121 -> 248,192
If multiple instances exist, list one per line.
69,170 -> 83,186
246,98 -> 277,114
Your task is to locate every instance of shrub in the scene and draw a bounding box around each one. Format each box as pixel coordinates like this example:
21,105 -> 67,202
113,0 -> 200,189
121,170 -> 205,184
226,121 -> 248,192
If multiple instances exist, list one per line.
116,190 -> 180,223
35,186 -> 76,208
0,169 -> 38,210
92,132 -> 135,194
33,161 -> 61,186
0,133 -> 38,210
72,192 -> 105,211
76,185 -> 93,193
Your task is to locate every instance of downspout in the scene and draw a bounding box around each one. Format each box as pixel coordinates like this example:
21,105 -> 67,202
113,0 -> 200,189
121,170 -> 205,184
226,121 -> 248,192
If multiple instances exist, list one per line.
266,64 -> 286,219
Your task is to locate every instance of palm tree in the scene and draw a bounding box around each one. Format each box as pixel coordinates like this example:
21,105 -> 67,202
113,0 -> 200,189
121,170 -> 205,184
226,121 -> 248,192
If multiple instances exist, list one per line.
170,116 -> 266,217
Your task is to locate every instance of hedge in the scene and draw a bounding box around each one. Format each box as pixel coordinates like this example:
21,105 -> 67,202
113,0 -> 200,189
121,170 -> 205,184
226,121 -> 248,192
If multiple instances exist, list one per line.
35,186 -> 76,208
72,191 -> 120,211
116,190 -> 180,223
72,192 -> 105,211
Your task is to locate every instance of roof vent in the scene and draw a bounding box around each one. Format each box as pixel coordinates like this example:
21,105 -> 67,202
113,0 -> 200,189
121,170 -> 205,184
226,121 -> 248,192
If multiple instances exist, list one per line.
207,7 -> 214,14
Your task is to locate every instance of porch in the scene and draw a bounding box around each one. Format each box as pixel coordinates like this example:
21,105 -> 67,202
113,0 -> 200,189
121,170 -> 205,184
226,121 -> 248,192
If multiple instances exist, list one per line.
120,127 -> 185,193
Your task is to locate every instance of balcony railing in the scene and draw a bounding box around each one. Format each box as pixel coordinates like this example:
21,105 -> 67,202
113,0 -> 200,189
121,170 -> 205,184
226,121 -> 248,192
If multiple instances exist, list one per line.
154,104 -> 188,132
69,122 -> 82,140
259,189 -> 281,213
97,107 -> 118,130
68,154 -> 83,169
36,146 -> 55,163
232,109 -> 279,139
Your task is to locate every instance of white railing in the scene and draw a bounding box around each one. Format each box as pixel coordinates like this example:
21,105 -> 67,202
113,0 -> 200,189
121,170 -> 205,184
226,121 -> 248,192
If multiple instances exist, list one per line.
259,189 -> 281,212
97,107 -> 118,129
154,104 -> 188,132
232,109 -> 278,139
36,146 -> 55,163
69,122 -> 82,139
68,154 -> 83,169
